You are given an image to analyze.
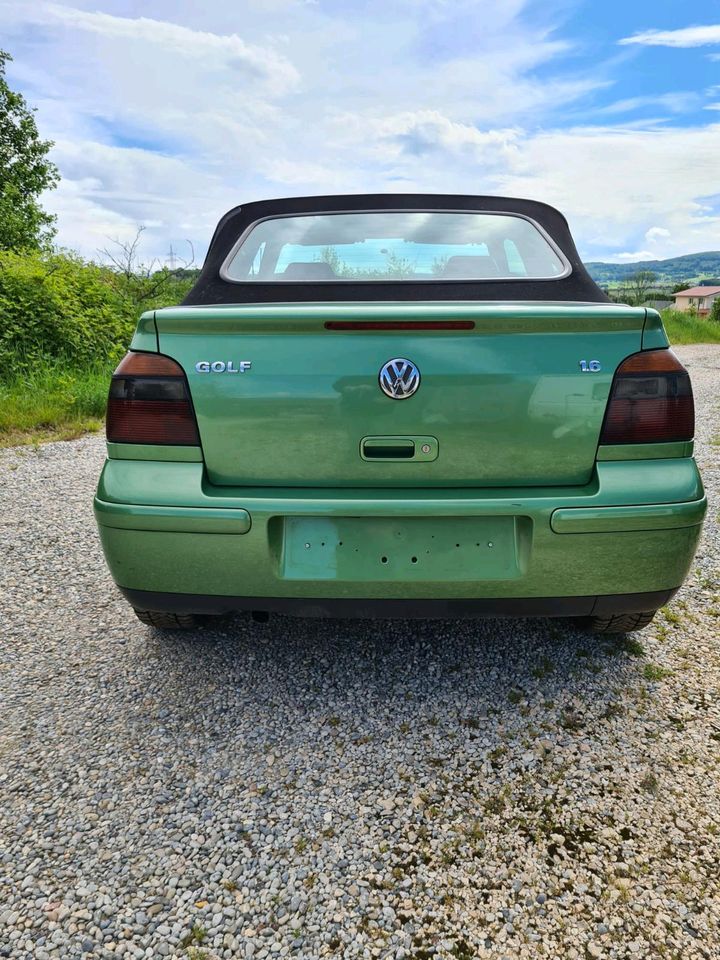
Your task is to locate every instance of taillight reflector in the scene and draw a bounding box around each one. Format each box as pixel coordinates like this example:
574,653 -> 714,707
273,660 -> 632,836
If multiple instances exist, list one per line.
600,349 -> 694,445
106,352 -> 200,446
324,321 -> 475,331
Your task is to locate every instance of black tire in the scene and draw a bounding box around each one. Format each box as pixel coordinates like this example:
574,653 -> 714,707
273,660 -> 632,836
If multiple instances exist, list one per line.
133,608 -> 205,630
585,610 -> 658,634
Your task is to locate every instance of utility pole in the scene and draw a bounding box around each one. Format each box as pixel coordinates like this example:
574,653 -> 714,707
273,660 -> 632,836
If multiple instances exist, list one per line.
167,244 -> 176,270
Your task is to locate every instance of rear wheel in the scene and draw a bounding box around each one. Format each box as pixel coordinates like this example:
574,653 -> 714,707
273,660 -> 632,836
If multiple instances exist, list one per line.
585,610 -> 657,634
133,608 -> 208,630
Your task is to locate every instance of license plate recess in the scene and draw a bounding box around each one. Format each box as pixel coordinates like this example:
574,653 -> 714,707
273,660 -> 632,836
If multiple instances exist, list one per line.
280,516 -> 527,581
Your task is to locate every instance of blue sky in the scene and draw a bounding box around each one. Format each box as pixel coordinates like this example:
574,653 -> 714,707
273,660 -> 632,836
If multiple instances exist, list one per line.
2,0 -> 720,264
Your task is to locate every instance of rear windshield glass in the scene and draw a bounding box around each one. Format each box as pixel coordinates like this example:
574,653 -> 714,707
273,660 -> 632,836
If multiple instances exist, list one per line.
223,211 -> 569,282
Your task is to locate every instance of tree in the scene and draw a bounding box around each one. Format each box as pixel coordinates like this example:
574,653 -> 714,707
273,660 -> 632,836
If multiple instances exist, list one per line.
623,270 -> 658,306
711,298 -> 720,324
99,226 -> 195,311
0,50 -> 59,251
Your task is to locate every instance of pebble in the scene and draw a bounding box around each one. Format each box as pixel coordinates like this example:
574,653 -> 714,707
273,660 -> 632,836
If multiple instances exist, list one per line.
0,345 -> 718,959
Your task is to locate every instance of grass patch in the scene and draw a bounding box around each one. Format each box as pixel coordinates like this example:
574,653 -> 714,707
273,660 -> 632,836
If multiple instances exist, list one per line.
643,663 -> 673,681
615,635 -> 645,657
661,309 -> 720,345
0,360 -> 110,446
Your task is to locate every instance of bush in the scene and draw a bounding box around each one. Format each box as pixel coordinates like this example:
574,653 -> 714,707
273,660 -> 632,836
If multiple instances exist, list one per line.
0,250 -> 136,377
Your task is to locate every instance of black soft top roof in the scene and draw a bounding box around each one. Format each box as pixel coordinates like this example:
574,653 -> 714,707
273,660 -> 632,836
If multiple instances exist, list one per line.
183,193 -> 608,305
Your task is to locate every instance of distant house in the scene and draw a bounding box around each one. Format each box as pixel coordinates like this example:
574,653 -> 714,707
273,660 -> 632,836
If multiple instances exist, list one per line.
672,286 -> 720,315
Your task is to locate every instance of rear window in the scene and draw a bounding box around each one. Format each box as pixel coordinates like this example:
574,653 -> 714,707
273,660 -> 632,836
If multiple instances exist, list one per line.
222,210 -> 570,282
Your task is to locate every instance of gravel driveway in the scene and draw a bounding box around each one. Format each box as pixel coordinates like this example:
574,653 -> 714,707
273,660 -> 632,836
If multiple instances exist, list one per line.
1,344 -> 718,960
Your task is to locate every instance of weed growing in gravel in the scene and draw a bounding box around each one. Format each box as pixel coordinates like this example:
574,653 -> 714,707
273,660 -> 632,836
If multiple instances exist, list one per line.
508,688 -> 523,704
487,745 -> 508,765
616,635 -> 645,656
559,707 -> 584,731
294,836 -> 308,853
639,772 -> 659,794
661,606 -> 682,625
601,702 -> 625,719
464,821 -> 486,842
451,938 -> 474,960
181,925 -> 207,948
186,949 -> 207,960
643,663 -> 673,681
531,656 -> 554,678
483,785 -> 511,815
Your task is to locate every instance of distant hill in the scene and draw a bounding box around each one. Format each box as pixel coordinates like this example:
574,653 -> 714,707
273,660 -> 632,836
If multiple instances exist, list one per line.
584,252 -> 720,286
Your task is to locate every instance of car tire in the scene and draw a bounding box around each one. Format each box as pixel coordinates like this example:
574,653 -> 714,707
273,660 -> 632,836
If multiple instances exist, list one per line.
585,610 -> 657,634
133,608 -> 207,630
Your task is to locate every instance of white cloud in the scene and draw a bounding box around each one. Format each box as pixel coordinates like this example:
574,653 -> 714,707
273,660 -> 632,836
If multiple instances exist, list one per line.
489,122 -> 720,259
598,93 -> 698,115
619,24 -> 720,48
612,251 -> 655,261
20,3 -> 300,94
3,0 -> 720,265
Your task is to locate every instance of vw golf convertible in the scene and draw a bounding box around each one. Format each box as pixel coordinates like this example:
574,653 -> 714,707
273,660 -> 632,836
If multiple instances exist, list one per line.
94,194 -> 706,632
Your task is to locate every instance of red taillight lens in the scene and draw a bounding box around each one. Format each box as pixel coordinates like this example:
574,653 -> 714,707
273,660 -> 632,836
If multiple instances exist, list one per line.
600,349 -> 694,445
106,352 -> 200,446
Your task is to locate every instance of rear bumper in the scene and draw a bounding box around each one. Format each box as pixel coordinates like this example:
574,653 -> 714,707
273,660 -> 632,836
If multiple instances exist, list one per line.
118,587 -> 679,619
94,457 -> 706,613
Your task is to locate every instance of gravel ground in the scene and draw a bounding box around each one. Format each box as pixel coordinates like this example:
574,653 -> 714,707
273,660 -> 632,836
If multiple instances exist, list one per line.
1,344 -> 718,960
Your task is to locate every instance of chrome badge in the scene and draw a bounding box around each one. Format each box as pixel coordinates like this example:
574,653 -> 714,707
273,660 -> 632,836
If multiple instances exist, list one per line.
379,358 -> 421,399
195,360 -> 252,373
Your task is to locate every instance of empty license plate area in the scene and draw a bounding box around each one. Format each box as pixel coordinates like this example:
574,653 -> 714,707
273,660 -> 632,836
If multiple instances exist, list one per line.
280,516 -> 526,581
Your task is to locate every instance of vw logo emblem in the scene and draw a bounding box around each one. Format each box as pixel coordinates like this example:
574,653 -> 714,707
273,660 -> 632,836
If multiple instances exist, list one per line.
379,358 -> 421,399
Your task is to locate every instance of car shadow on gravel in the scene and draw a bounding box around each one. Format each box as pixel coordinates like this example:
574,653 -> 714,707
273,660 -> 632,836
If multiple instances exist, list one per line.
138,612 -> 641,732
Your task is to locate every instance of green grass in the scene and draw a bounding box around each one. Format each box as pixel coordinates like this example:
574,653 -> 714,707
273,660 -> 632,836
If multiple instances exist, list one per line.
642,662 -> 673,682
0,360 -> 111,446
661,309 -> 720,345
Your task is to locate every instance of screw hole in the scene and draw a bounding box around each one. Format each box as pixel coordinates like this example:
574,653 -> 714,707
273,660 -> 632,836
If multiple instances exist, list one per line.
411,556 -> 418,563
381,556 -> 388,564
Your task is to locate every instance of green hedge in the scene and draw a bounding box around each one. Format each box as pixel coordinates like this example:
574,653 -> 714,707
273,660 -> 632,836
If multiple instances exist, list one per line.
0,250 -> 137,376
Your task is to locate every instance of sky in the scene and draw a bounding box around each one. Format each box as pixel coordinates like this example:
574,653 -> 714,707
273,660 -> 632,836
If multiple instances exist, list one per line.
2,0 -> 720,266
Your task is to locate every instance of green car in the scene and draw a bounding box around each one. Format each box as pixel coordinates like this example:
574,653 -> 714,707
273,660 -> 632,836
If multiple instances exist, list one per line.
94,194 -> 706,632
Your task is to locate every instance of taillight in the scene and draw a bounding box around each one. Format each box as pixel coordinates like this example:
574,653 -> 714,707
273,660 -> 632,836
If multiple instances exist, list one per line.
600,349 -> 694,444
106,352 -> 200,445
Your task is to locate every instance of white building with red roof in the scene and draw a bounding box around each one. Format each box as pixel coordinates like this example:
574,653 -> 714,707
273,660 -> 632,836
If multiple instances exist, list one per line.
672,286 -> 720,316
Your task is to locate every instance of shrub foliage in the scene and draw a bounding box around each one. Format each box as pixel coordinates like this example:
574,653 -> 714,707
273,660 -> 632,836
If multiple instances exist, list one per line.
0,250 -> 138,375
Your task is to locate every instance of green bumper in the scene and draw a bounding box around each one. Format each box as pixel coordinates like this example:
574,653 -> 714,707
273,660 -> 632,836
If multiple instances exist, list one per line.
94,457 -> 706,604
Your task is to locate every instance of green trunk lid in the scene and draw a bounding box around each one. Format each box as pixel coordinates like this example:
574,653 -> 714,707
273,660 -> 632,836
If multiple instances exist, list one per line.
152,302 -> 650,488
